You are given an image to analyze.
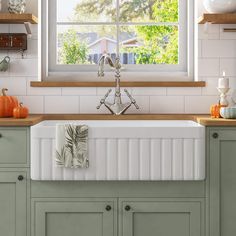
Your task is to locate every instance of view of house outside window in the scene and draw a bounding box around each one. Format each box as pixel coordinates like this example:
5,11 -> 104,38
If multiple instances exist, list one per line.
56,0 -> 179,66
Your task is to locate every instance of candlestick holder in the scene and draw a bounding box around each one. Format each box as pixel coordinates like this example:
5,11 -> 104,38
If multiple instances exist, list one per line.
217,87 -> 230,106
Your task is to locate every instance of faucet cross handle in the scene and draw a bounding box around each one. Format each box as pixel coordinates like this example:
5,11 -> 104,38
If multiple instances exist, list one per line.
124,89 -> 139,110
97,89 -> 112,109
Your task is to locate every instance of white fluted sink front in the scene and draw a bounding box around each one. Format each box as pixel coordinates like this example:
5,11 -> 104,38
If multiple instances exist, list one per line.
31,120 -> 205,181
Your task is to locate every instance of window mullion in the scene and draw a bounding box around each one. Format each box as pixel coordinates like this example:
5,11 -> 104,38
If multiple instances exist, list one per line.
116,0 -> 120,56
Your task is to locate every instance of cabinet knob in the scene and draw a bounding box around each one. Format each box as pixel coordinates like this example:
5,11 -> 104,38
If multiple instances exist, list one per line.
125,205 -> 131,211
212,133 -> 219,139
18,175 -> 24,181
105,205 -> 112,211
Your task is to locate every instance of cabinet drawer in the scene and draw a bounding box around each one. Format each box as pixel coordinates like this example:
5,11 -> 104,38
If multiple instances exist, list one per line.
0,128 -> 28,166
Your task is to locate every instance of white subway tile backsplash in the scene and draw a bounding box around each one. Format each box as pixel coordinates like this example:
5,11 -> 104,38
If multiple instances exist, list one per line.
62,87 -> 96,96
201,78 -> 219,95
0,25 -> 9,33
9,58 -> 38,76
198,40 -> 202,58
26,79 -> 62,95
9,24 -> 38,39
167,87 -> 201,96
80,96 -> 110,114
17,96 -> 44,114
44,96 -> 79,114
199,58 -> 220,77
202,40 -> 236,58
0,77 -> 27,95
150,96 -> 185,114
198,24 -> 220,40
132,87 -> 166,96
220,25 -> 236,39
126,96 -> 150,114
220,59 -> 236,76
185,96 -> 218,114
96,87 -> 132,96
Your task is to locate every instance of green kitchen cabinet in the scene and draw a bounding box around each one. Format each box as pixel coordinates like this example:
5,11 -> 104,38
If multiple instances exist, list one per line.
0,171 -> 27,236
120,198 -> 204,236
208,128 -> 236,236
31,198 -> 117,236
0,128 -> 29,167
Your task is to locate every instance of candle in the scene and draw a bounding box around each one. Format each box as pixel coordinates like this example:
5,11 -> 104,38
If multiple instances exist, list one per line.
218,71 -> 229,88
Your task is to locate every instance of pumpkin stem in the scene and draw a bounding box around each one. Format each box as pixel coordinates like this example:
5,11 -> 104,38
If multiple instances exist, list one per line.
19,102 -> 23,107
2,88 -> 8,96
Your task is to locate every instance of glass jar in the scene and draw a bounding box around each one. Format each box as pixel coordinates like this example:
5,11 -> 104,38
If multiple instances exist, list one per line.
8,0 -> 26,14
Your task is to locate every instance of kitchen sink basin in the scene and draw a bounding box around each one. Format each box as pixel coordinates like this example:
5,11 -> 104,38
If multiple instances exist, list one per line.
31,120 -> 205,181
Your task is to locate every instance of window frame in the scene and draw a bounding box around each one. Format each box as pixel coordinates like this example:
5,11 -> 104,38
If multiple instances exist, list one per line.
39,0 -> 196,82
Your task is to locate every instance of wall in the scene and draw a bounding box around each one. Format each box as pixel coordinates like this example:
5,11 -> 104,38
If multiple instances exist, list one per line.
0,0 -> 235,114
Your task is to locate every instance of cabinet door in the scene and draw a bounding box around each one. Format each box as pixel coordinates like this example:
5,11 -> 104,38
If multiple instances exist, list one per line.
0,172 -> 27,236
0,128 -> 28,167
32,199 -> 116,236
209,129 -> 236,236
121,199 -> 202,236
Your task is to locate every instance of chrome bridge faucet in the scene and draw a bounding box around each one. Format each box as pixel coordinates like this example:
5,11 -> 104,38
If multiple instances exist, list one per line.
97,54 -> 139,115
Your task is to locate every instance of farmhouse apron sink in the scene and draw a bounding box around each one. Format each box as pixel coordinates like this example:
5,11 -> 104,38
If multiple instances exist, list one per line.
31,120 -> 205,181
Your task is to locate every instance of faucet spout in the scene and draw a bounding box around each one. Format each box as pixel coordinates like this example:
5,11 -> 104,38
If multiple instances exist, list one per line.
98,54 -> 115,77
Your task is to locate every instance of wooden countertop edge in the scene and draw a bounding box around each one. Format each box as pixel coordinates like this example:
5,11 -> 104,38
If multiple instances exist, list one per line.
0,114 -> 236,126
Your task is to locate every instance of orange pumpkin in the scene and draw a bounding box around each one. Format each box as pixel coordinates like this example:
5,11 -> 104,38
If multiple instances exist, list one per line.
210,101 -> 227,118
13,103 -> 29,119
0,88 -> 19,117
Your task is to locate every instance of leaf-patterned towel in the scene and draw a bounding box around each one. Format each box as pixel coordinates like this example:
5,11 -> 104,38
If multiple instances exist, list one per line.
55,124 -> 89,168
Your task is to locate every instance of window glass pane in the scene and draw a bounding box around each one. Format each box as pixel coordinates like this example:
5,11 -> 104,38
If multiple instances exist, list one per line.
119,25 -> 179,64
57,0 -> 117,22
119,0 -> 179,23
57,25 -> 117,64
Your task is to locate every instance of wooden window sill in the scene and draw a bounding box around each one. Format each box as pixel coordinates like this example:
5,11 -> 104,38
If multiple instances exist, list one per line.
30,81 -> 206,88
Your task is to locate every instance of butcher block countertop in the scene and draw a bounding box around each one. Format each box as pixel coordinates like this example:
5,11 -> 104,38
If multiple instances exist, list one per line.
0,114 -> 236,127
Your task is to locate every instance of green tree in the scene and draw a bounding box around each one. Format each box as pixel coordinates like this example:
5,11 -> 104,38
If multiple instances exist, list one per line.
74,0 -> 156,22
126,0 -> 179,64
60,29 -> 89,64
72,0 -> 179,65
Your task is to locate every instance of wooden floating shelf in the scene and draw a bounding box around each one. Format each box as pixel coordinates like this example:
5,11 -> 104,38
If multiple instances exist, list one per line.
30,81 -> 206,88
0,13 -> 38,24
198,13 -> 236,24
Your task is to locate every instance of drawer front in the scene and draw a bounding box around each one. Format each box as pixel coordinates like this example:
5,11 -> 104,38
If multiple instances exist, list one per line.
0,128 -> 28,166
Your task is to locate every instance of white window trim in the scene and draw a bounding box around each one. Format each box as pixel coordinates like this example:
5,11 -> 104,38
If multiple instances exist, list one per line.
39,0 -> 197,82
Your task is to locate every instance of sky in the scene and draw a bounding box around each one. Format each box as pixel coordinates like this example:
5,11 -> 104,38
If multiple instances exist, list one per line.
57,0 -> 79,21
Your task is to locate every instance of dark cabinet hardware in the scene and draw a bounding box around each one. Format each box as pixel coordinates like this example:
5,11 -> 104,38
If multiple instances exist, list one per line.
212,133 -> 219,139
18,175 -> 24,181
125,205 -> 131,211
105,205 -> 112,211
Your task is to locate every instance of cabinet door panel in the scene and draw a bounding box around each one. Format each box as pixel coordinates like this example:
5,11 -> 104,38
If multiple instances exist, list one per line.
121,200 -> 202,236
0,128 -> 28,166
209,129 -> 236,236
32,199 -> 116,236
0,172 -> 27,236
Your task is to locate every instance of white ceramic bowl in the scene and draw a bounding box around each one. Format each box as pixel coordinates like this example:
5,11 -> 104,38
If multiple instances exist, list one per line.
203,0 -> 236,13
220,107 -> 236,119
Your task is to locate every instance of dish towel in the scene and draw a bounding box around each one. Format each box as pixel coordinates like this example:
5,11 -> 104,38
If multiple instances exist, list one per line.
55,124 -> 89,168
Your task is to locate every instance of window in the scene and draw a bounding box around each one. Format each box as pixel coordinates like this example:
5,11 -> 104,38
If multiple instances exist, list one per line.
40,0 -> 195,81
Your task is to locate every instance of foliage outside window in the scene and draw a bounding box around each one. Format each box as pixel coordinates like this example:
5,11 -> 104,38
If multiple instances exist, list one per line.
57,0 -> 179,65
